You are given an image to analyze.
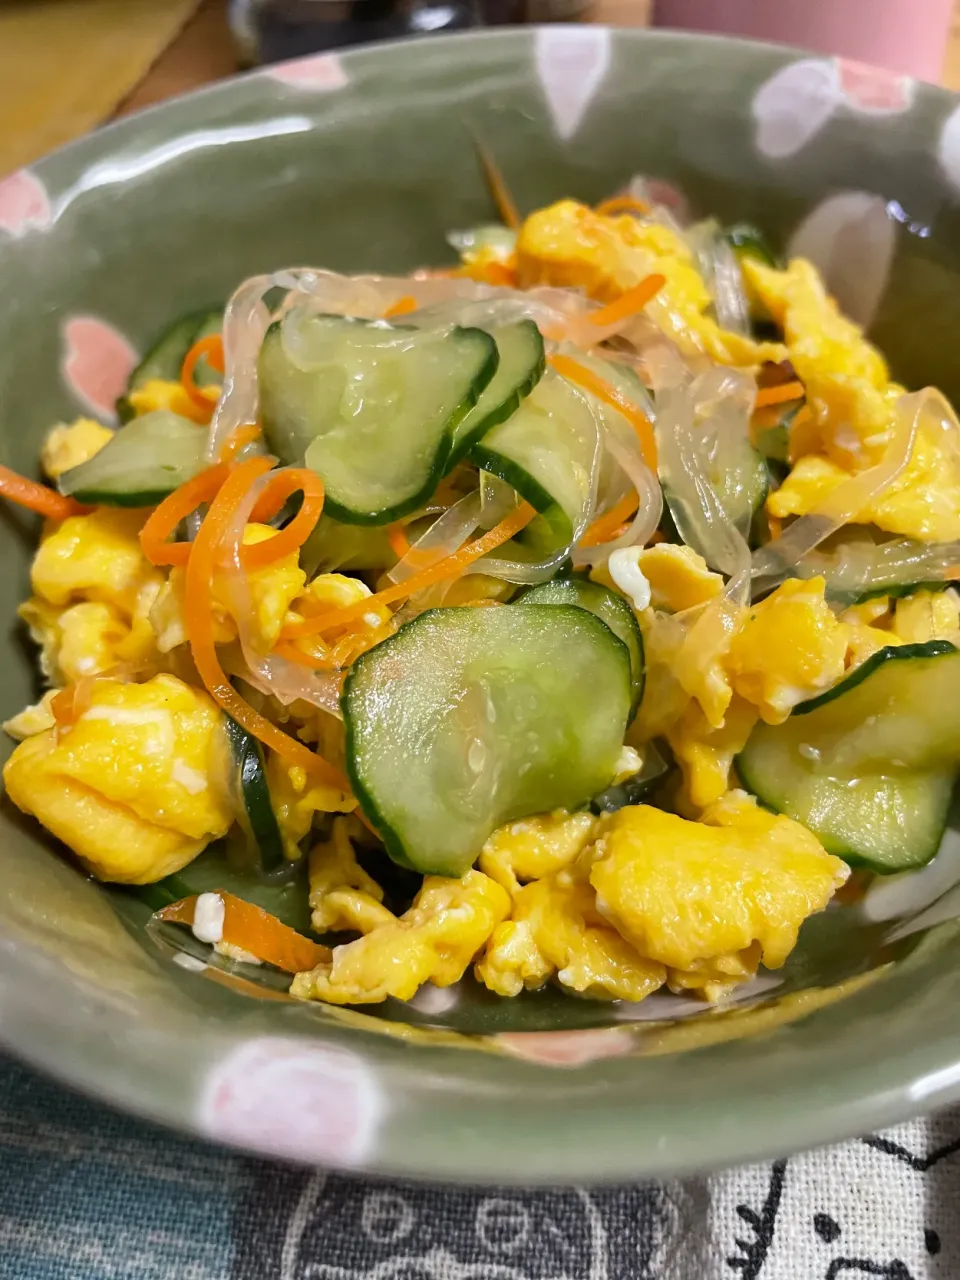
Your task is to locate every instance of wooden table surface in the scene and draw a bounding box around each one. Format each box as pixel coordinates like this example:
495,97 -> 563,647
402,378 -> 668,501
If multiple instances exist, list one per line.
120,0 -> 960,115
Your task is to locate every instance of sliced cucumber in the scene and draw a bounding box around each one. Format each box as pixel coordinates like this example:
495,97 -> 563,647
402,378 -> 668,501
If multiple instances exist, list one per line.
300,515 -> 395,575
725,223 -> 780,270
469,370 -> 600,557
225,717 -> 285,873
58,410 -> 206,506
343,603 -> 633,876
662,444 -> 768,548
259,314 -> 497,525
589,743 -> 673,814
519,577 -> 644,716
737,641 -> 960,871
448,320 -> 545,465
117,309 -> 221,422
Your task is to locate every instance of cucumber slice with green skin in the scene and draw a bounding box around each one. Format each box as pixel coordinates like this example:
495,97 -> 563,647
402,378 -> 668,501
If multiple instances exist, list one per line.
725,223 -> 781,270
662,444 -> 769,548
448,320 -> 545,466
259,315 -> 498,525
225,717 -> 285,873
299,514 -> 396,575
58,410 -> 206,506
469,370 -> 600,557
116,309 -> 221,422
343,603 -> 633,876
736,641 -> 960,871
518,577 -> 645,716
589,743 -> 673,815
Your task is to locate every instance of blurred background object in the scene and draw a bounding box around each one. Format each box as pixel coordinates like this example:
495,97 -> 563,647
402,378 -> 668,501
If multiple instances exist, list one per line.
652,0 -> 955,82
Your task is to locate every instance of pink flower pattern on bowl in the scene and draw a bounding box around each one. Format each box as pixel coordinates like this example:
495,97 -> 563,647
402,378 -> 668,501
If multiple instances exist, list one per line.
61,316 -> 138,422
265,53 -> 348,92
0,170 -> 51,238
495,1028 -> 635,1067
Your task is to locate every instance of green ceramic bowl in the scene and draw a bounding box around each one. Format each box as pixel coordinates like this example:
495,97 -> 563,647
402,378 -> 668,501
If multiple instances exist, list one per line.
4,28 -> 960,1183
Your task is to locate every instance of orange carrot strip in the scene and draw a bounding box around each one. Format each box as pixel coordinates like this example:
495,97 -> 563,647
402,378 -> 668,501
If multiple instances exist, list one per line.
588,275 -> 666,329
0,465 -> 87,521
241,468 -> 324,569
51,677 -> 99,728
755,380 -> 804,409
139,463 -> 229,567
386,523 -> 411,559
219,423 -> 262,462
384,295 -> 417,318
181,334 -> 225,412
284,502 -> 536,639
549,353 -> 658,471
274,641 -> 337,671
580,489 -> 640,548
476,139 -> 520,230
157,892 -> 331,973
183,456 -> 350,789
595,195 -> 650,218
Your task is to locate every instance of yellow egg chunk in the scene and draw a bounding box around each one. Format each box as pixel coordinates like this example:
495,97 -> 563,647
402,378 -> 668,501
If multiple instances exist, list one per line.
742,256 -> 899,465
3,690 -> 58,741
31,508 -> 160,616
843,623 -> 902,668
476,871 -> 666,1002
590,797 -> 848,974
125,378 -> 210,424
892,588 -> 960,644
291,870 -> 510,1004
839,596 -> 891,628
515,199 -> 785,367
308,816 -> 390,933
627,609 -> 693,742
150,523 -> 306,655
768,426 -> 960,543
265,754 -> 355,860
666,695 -> 759,811
667,945 -> 762,1004
634,544 -> 724,612
726,577 -> 849,723
40,418 -> 114,480
3,674 -> 232,883
479,810 -> 597,896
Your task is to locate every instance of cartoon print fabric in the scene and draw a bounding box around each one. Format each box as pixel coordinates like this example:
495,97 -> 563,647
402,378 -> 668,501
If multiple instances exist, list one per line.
0,1052 -> 957,1278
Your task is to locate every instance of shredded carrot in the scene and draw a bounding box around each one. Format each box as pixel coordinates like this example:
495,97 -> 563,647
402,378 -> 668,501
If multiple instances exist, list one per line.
219,423 -> 262,462
386,522 -> 411,560
549,353 -> 658,471
595,194 -> 650,218
284,502 -> 536,639
588,275 -> 666,329
0,465 -> 88,521
755,380 -> 804,409
157,892 -> 331,972
580,490 -> 640,548
183,456 -> 350,790
475,138 -> 520,230
242,467 -> 325,569
274,640 -> 337,671
51,677 -> 99,727
181,334 -> 225,413
459,260 -> 518,288
139,463 -> 229,567
944,564 -> 960,580
768,513 -> 783,541
649,529 -> 665,545
384,295 -> 417,318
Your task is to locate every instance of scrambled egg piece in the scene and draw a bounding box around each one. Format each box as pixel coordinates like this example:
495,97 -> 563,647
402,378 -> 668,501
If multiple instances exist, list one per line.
590,795 -> 848,978
634,544 -> 723,612
476,869 -> 666,1001
768,428 -> 960,543
3,690 -> 58,741
516,200 -> 785,367
150,523 -> 305,654
291,870 -> 510,1004
743,256 -> 902,466
666,695 -> 759,811
266,754 -> 355,860
893,588 -> 960,643
3,674 -> 232,883
479,810 -> 597,896
308,816 -> 391,933
282,572 -> 393,665
726,577 -> 849,723
125,378 -> 210,425
23,508 -> 162,684
40,418 -> 113,480
839,596 -> 891,628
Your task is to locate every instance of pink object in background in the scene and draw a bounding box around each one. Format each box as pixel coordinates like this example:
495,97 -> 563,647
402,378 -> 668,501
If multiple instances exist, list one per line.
652,0 -> 955,82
